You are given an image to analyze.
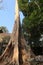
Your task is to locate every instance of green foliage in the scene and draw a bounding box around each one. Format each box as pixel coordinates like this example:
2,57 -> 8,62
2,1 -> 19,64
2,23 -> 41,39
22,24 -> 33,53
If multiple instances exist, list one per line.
18,0 -> 29,16
18,0 -> 42,16
18,0 -> 43,48
0,26 -> 9,33
31,0 -> 43,3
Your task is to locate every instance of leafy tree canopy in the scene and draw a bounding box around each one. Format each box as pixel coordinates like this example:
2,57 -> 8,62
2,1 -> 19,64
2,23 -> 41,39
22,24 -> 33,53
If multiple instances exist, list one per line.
18,0 -> 43,48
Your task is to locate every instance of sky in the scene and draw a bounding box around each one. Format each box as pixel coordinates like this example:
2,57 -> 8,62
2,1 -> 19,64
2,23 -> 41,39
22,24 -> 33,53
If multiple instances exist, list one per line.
0,0 -> 24,33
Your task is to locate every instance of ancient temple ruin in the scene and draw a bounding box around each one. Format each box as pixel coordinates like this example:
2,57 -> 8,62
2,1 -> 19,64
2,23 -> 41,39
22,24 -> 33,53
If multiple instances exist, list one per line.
0,0 -> 43,65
